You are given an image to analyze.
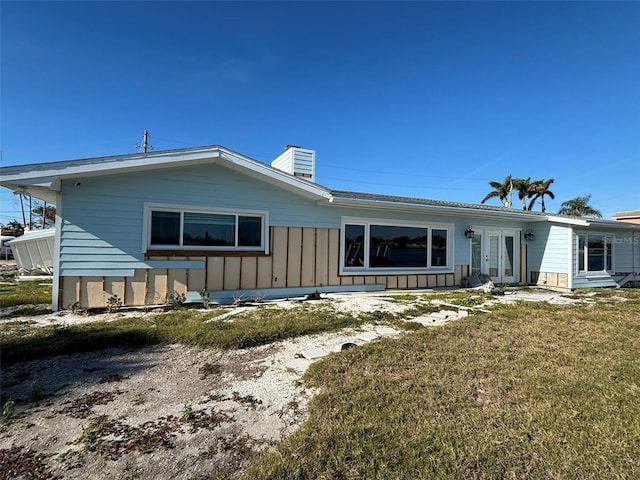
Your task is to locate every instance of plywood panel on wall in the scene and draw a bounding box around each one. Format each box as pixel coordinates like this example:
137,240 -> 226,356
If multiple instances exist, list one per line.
407,275 -> 418,289
301,228 -> 316,287
207,257 -> 224,291
427,275 -> 437,288
168,268 -> 188,296
272,227 -> 288,288
328,229 -> 340,286
147,269 -> 168,305
240,257 -> 257,290
82,277 -> 105,308
397,276 -> 408,289
126,270 -> 147,306
437,275 -> 446,287
104,278 -> 125,303
417,275 -> 427,288
287,227 -> 302,288
257,256 -> 273,289
520,244 -> 527,284
387,276 -> 398,289
187,257 -> 206,292
224,257 -> 241,290
454,265 -> 463,286
315,228 -> 329,287
62,276 -> 81,309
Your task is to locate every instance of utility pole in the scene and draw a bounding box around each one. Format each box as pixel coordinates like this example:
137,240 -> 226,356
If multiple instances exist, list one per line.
136,131 -> 153,153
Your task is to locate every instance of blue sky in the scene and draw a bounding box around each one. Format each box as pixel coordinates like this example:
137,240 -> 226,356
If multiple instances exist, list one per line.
1,0 -> 639,224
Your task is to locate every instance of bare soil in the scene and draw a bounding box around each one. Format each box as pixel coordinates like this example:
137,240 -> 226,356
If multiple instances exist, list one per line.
0,296 -> 413,480
0,288 -> 591,479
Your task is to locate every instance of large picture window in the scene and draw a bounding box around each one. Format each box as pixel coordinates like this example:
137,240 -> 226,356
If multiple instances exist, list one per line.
578,233 -> 613,273
147,206 -> 266,251
342,218 -> 451,273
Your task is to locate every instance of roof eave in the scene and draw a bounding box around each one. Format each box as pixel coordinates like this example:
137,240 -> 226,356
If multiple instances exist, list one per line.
327,196 -> 547,221
0,145 -> 332,202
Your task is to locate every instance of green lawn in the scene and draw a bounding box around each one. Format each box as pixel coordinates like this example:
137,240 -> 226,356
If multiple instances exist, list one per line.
0,280 -> 52,309
243,292 -> 640,479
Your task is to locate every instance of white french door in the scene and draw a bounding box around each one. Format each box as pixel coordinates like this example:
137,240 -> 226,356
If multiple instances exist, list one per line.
471,229 -> 519,284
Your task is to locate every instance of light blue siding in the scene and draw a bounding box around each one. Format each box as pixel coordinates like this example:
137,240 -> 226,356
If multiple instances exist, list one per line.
58,161 -> 535,278
527,224 -> 569,276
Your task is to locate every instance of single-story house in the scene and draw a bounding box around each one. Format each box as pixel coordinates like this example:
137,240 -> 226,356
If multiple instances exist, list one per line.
1,145 -> 638,310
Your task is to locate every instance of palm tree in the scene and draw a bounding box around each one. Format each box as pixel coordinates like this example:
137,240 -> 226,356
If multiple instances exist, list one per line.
558,194 -> 602,218
512,177 -> 534,210
527,178 -> 555,212
481,175 -> 514,208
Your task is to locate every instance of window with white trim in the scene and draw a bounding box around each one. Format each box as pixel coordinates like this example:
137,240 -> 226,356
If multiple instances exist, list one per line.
342,219 -> 452,272
148,207 -> 266,251
577,233 -> 613,273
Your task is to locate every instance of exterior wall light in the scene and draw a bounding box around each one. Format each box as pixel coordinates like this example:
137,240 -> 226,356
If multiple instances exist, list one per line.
524,229 -> 535,241
464,225 -> 475,239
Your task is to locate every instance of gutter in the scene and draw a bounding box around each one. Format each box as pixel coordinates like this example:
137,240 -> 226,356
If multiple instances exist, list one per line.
327,196 -> 548,221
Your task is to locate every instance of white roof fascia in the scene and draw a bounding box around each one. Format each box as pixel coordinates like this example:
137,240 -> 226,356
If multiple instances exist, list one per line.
545,215 -> 590,226
546,215 -> 640,231
327,196 -> 547,222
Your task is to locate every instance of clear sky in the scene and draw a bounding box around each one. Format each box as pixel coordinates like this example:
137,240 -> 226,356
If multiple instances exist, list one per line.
1,0 -> 639,225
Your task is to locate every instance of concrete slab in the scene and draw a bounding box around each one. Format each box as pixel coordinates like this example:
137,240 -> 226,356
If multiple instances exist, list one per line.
376,326 -> 401,337
300,348 -> 329,360
357,331 -> 380,342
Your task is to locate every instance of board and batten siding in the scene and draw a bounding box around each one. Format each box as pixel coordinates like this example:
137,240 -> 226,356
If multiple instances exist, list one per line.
60,225 -> 468,308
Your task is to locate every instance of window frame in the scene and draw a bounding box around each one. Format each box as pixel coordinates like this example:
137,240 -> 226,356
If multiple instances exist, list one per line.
577,232 -> 614,275
143,203 -> 269,253
340,217 -> 454,275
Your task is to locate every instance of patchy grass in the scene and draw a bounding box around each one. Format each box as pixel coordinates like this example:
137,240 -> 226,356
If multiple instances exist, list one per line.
0,305 -> 365,363
0,281 -> 52,309
244,293 -> 640,479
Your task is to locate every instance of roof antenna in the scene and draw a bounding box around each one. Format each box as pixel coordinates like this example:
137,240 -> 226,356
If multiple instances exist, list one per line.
136,130 -> 153,153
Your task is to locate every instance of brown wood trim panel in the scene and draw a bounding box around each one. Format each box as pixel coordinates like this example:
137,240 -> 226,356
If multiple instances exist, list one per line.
146,250 -> 269,258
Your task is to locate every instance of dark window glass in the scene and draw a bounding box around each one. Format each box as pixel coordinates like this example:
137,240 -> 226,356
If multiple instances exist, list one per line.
369,225 -> 427,268
183,213 -> 234,246
344,224 -> 365,267
431,229 -> 448,267
606,237 -> 612,271
587,235 -> 604,271
151,211 -> 180,245
238,216 -> 262,246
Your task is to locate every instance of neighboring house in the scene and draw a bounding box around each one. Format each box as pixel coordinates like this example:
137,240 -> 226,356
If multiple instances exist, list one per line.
1,145 -> 638,310
614,210 -> 640,225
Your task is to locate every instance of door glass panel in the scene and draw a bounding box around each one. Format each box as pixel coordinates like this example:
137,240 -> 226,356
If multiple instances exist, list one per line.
471,234 -> 482,275
489,234 -> 499,277
504,235 -> 514,277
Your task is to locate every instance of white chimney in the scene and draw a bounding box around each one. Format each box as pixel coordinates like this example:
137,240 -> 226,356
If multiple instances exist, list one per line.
271,145 -> 315,182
